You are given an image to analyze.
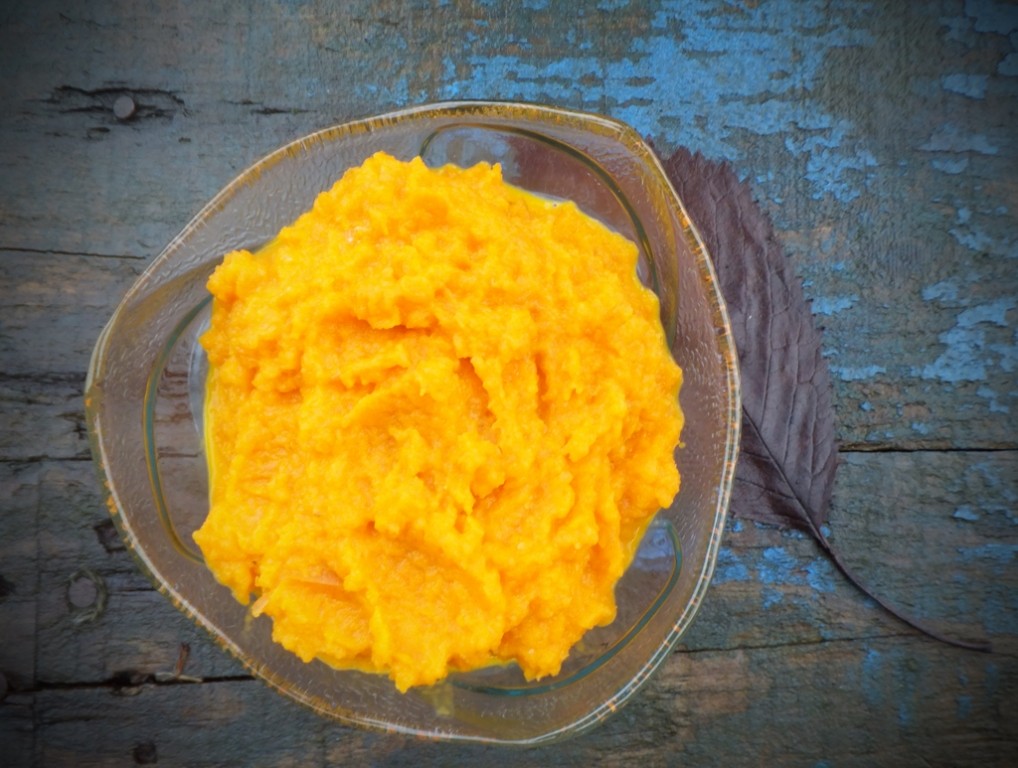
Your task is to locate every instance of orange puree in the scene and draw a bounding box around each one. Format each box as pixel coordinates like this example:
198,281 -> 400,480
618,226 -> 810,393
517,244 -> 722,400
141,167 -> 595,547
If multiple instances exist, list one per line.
193,151 -> 683,692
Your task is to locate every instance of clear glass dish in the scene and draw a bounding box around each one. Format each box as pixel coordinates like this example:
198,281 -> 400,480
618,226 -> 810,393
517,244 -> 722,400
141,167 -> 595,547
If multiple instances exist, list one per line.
85,101 -> 740,745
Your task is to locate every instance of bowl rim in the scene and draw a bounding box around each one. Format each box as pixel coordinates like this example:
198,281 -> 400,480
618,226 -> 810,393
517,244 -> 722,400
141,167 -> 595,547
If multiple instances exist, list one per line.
85,99 -> 742,746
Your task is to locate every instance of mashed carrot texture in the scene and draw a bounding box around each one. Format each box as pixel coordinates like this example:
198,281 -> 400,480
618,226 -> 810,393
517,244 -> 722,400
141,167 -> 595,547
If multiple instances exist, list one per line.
193,151 -> 683,692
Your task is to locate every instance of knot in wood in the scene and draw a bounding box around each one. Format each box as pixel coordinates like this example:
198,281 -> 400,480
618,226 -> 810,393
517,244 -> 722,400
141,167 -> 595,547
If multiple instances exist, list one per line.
66,567 -> 108,623
113,95 -> 136,121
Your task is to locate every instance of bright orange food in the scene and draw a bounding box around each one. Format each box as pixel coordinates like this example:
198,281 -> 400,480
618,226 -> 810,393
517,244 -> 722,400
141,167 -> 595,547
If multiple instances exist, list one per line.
193,151 -> 683,692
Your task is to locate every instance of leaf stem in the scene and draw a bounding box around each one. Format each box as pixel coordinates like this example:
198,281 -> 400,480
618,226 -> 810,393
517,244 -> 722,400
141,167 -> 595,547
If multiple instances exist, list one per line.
801,497 -> 992,653
742,410 -> 993,654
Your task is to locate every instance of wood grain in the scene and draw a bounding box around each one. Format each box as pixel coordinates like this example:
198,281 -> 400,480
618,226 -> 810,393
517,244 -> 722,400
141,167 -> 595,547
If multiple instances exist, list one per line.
2,1 -> 1015,447
3,450 -> 1015,765
23,639 -> 1018,768
1,0 -> 1016,765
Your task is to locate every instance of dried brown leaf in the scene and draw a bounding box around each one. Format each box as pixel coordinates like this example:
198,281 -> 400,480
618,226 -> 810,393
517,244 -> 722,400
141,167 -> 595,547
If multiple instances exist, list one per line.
664,148 -> 836,531
662,147 -> 990,652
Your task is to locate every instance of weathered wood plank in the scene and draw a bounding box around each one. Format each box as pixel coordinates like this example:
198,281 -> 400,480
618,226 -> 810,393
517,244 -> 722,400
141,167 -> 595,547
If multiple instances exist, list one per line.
688,450 -> 1018,653
0,176 -> 1013,459
33,679 -> 328,768
3,0 -> 1017,765
0,462 -> 41,693
1,1 -> 1015,449
0,375 -> 89,462
759,3 -> 1018,449
16,451 -> 1017,694
25,635 -> 1018,768
6,352 -> 1011,759
5,445 -> 1016,761
0,693 -> 34,768
827,451 -> 1018,640
31,460 -> 245,684
0,251 -> 143,378
0,250 -> 143,463
35,579 -> 249,686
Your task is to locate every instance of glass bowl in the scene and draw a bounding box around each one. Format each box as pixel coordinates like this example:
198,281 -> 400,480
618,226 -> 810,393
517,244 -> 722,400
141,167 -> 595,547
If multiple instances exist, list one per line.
85,101 -> 740,745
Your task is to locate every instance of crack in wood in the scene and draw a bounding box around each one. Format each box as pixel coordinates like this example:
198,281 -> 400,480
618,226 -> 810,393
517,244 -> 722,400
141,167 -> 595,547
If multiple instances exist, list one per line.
93,519 -> 126,554
0,456 -> 91,465
0,371 -> 87,386
28,672 -> 255,694
841,444 -> 1018,453
677,631 -> 922,656
250,106 -> 311,115
224,99 -> 311,116
42,85 -> 187,123
0,245 -> 145,260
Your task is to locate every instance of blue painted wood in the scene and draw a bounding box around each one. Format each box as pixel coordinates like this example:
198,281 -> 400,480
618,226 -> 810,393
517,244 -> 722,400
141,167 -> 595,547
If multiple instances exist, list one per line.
1,0 -> 1016,765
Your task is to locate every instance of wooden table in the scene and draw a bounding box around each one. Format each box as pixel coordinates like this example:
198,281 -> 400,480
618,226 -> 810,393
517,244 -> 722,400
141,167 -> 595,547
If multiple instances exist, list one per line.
2,2 -> 1016,765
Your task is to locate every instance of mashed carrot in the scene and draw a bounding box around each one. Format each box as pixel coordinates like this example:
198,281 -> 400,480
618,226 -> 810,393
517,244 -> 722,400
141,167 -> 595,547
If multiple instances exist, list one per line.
193,151 -> 683,692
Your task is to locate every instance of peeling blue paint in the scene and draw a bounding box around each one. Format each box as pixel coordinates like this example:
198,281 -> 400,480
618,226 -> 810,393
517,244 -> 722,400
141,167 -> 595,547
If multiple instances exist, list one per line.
780,526 -> 808,541
922,280 -> 960,302
437,0 -> 878,201
956,499 -> 1013,525
966,0 -> 1018,34
932,156 -> 970,174
714,548 -> 750,584
992,336 -> 1018,373
831,364 -> 886,381
977,385 -> 1011,414
940,14 -> 974,44
911,422 -> 931,435
949,222 -> 1018,258
812,295 -> 858,315
354,76 -> 411,107
919,301 -> 1018,383
919,123 -> 999,155
958,299 -> 1015,327
758,546 -> 798,584
761,586 -> 783,609
859,401 -> 873,412
946,203 -> 1018,259
957,542 -> 1018,563
805,558 -> 836,593
785,128 -> 878,202
862,647 -> 883,707
942,73 -> 989,98
953,505 -> 982,522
